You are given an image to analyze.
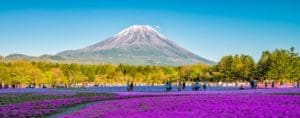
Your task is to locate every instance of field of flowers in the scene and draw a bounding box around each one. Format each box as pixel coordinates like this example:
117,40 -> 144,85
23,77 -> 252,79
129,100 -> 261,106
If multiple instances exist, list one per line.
0,88 -> 175,118
0,89 -> 117,118
1,88 -> 299,118
61,88 -> 300,118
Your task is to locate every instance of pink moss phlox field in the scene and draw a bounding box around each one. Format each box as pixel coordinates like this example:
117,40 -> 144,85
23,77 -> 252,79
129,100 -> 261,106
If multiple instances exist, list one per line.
62,89 -> 300,118
0,96 -> 115,118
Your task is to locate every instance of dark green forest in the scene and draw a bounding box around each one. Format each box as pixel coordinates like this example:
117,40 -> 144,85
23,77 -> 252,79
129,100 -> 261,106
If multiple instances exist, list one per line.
0,48 -> 299,88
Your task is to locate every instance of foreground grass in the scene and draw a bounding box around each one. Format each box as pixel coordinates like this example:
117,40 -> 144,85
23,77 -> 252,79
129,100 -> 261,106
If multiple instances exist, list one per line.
0,92 -> 114,105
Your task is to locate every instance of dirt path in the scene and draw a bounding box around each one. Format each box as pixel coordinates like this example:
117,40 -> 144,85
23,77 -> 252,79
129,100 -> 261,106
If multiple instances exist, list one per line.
46,101 -> 100,118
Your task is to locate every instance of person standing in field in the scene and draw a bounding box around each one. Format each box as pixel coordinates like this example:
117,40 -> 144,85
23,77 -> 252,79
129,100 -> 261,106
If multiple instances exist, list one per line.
166,81 -> 169,92
240,84 -> 244,90
169,81 -> 172,91
271,80 -> 275,88
195,81 -> 200,91
127,81 -> 130,91
192,83 -> 195,91
250,80 -> 254,89
265,81 -> 268,88
130,82 -> 134,91
182,81 -> 186,90
165,81 -> 172,92
178,82 -> 183,91
127,81 -> 134,92
254,80 -> 258,89
203,82 -> 207,91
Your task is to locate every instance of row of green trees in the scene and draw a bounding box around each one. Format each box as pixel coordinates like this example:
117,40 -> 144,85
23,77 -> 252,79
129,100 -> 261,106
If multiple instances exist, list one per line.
0,48 -> 299,88
215,47 -> 300,83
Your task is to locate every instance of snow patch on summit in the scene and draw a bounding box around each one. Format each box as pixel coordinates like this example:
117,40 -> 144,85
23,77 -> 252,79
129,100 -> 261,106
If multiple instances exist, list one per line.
116,25 -> 167,39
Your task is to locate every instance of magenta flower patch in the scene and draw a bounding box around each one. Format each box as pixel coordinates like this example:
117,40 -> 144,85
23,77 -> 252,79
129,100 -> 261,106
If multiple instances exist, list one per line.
61,89 -> 300,118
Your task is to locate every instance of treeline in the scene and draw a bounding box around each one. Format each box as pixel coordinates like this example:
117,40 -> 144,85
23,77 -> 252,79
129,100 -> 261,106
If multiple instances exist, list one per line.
216,47 -> 299,83
0,48 -> 299,88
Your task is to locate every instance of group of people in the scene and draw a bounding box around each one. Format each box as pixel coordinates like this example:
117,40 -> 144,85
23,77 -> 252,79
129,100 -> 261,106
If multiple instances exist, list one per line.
249,80 -> 300,89
249,80 -> 275,89
126,80 -> 207,92
264,80 -> 275,88
0,84 -> 48,89
165,81 -> 207,92
191,81 -> 207,91
250,80 -> 258,89
296,81 -> 300,88
177,81 -> 186,91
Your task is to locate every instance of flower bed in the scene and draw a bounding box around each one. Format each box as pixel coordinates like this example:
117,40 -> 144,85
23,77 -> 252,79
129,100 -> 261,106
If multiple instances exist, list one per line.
1,88 -> 300,118
0,93 -> 116,118
61,90 -> 300,118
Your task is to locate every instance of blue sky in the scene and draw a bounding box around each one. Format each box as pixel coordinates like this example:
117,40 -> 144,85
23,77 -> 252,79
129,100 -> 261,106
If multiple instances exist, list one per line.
0,0 -> 299,61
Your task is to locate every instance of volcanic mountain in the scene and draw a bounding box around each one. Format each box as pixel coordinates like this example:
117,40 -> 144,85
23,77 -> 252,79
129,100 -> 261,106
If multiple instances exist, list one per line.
56,25 -> 214,65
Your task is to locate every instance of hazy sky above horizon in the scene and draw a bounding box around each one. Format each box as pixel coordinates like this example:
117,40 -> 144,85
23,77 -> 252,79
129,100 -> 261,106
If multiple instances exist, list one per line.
1,0 -> 300,61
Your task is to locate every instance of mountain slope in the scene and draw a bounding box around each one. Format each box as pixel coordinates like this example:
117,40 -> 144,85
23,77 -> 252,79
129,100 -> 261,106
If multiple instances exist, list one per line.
57,25 -> 214,65
5,54 -> 37,60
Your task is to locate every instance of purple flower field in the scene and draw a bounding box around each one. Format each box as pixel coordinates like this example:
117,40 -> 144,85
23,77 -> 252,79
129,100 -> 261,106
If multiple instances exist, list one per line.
0,90 -> 117,118
0,88 -> 299,118
0,96 -> 118,118
61,88 -> 300,118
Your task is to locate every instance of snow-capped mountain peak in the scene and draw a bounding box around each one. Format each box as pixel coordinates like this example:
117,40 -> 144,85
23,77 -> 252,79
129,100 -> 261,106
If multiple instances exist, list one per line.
57,25 -> 214,65
116,25 -> 166,39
